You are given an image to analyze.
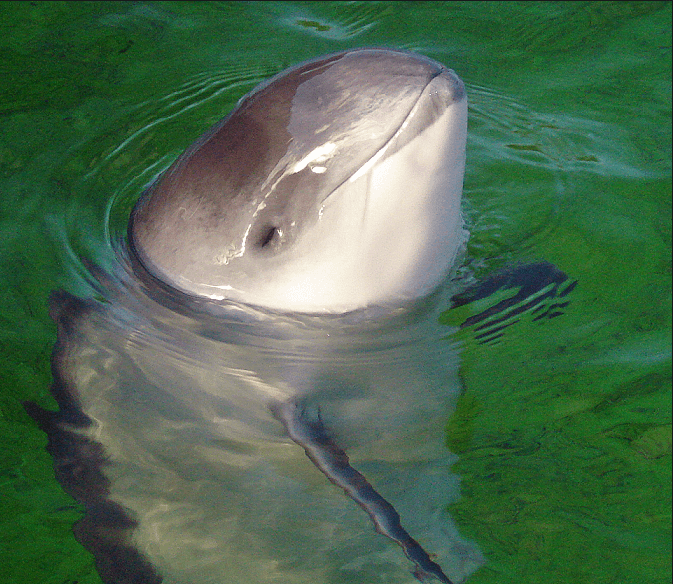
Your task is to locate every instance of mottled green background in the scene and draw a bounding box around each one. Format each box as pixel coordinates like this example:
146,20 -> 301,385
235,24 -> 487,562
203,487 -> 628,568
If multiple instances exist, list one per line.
1,2 -> 670,583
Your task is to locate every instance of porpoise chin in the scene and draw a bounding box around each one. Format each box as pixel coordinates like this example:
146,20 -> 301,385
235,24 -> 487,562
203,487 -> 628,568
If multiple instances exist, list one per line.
129,48 -> 468,313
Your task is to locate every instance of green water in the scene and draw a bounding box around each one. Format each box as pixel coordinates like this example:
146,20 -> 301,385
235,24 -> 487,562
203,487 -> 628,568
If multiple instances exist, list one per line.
1,2 -> 670,583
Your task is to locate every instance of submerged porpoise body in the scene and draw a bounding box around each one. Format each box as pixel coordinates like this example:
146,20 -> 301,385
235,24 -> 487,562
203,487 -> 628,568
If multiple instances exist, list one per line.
31,49 -> 485,584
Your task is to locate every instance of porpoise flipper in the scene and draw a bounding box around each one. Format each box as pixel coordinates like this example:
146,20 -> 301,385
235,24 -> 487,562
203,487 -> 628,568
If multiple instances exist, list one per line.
271,400 -> 454,584
450,261 -> 577,344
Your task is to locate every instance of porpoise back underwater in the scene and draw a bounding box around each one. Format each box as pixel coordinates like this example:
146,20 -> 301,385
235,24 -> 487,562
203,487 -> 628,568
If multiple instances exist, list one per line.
28,49 -> 574,584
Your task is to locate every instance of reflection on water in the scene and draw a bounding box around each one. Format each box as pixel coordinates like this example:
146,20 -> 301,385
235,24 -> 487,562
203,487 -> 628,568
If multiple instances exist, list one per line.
35,247 -> 483,584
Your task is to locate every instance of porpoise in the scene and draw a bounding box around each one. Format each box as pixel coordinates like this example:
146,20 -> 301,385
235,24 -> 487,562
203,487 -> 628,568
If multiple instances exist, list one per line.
28,49 -> 573,584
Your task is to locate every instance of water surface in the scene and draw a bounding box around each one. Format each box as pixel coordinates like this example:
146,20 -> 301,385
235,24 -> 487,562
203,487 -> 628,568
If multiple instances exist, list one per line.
1,3 -> 670,584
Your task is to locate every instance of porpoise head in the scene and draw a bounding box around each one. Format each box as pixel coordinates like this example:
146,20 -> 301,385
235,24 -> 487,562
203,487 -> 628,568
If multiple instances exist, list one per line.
129,48 -> 467,313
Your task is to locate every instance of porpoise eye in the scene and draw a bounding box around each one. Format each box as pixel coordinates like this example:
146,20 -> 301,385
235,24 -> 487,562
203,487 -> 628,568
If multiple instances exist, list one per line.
258,226 -> 281,249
